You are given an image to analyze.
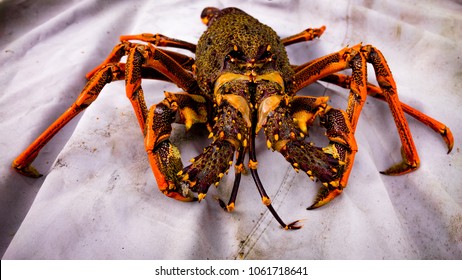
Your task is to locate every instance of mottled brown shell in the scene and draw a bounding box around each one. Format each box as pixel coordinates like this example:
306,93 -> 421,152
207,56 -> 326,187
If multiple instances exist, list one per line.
195,8 -> 294,95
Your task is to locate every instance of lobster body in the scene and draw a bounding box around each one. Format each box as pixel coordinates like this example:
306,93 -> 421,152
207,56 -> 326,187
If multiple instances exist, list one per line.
12,7 -> 453,229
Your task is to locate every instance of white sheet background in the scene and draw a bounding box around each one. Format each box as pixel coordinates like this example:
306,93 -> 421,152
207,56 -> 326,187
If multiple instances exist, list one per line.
1,0 -> 461,259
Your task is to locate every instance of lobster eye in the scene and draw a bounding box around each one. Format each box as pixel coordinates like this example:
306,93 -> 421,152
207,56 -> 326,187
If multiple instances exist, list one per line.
201,7 -> 221,26
259,50 -> 272,60
257,44 -> 273,61
226,48 -> 246,62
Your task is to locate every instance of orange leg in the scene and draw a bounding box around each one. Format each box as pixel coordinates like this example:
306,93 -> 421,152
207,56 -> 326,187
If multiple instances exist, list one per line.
85,42 -> 128,79
144,92 -> 208,202
86,34 -> 196,79
13,38 -> 199,179
124,44 -> 200,133
262,94 -> 357,210
291,44 -> 423,207
281,26 -> 326,46
120,33 -> 196,53
86,41 -> 205,202
12,64 -> 124,177
319,73 -> 454,153
293,44 -> 420,173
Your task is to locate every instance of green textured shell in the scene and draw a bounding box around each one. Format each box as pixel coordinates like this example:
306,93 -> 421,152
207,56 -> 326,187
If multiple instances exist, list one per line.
195,8 -> 294,95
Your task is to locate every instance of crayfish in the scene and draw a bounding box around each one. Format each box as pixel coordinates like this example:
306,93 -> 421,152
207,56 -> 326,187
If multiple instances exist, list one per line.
13,7 -> 454,229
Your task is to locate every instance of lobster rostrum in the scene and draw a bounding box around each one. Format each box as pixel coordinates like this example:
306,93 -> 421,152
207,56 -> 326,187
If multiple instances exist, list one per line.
13,7 -> 454,230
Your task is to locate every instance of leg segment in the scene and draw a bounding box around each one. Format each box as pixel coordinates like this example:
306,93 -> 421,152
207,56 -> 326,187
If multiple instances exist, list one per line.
366,46 -> 419,174
311,107 -> 357,208
218,146 -> 246,212
281,26 -> 326,46
179,96 -> 249,200
120,33 -> 196,53
320,73 -> 454,153
13,39 -> 199,178
89,42 -> 199,134
86,34 -> 196,78
292,44 -> 420,176
260,95 -> 357,209
274,43 -> 436,208
12,64 -> 124,177
124,43 -> 200,133
144,92 -> 208,201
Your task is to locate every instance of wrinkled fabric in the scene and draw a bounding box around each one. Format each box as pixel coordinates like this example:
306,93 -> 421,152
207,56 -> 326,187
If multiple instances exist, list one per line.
1,0 -> 461,259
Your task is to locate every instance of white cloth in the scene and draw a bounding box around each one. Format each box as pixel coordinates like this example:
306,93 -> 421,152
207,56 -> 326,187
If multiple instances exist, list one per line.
1,0 -> 461,259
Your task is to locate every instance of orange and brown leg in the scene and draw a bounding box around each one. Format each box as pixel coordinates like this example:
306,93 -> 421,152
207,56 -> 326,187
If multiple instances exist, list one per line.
80,43 -> 206,202
114,42 -> 200,134
217,146 -> 246,212
86,34 -> 196,79
84,39 -> 198,132
249,104 -> 303,230
281,26 -> 326,46
320,73 -> 454,153
13,40 -> 198,178
291,44 -> 422,207
260,94 -> 357,210
289,46 -> 367,207
144,92 -> 208,202
120,33 -> 196,53
12,63 -> 125,178
178,95 -> 250,202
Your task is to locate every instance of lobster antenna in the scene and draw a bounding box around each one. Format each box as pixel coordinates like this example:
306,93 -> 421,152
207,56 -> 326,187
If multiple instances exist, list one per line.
218,146 -> 246,212
248,111 -> 302,230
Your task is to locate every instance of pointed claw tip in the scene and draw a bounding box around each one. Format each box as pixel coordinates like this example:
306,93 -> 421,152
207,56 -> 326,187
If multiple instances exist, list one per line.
446,142 -> 454,154
380,160 -> 419,176
308,186 -> 343,210
306,204 -> 319,210
442,126 -> 454,154
198,193 -> 207,202
12,163 -> 43,178
284,220 -> 303,230
307,196 -> 334,209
